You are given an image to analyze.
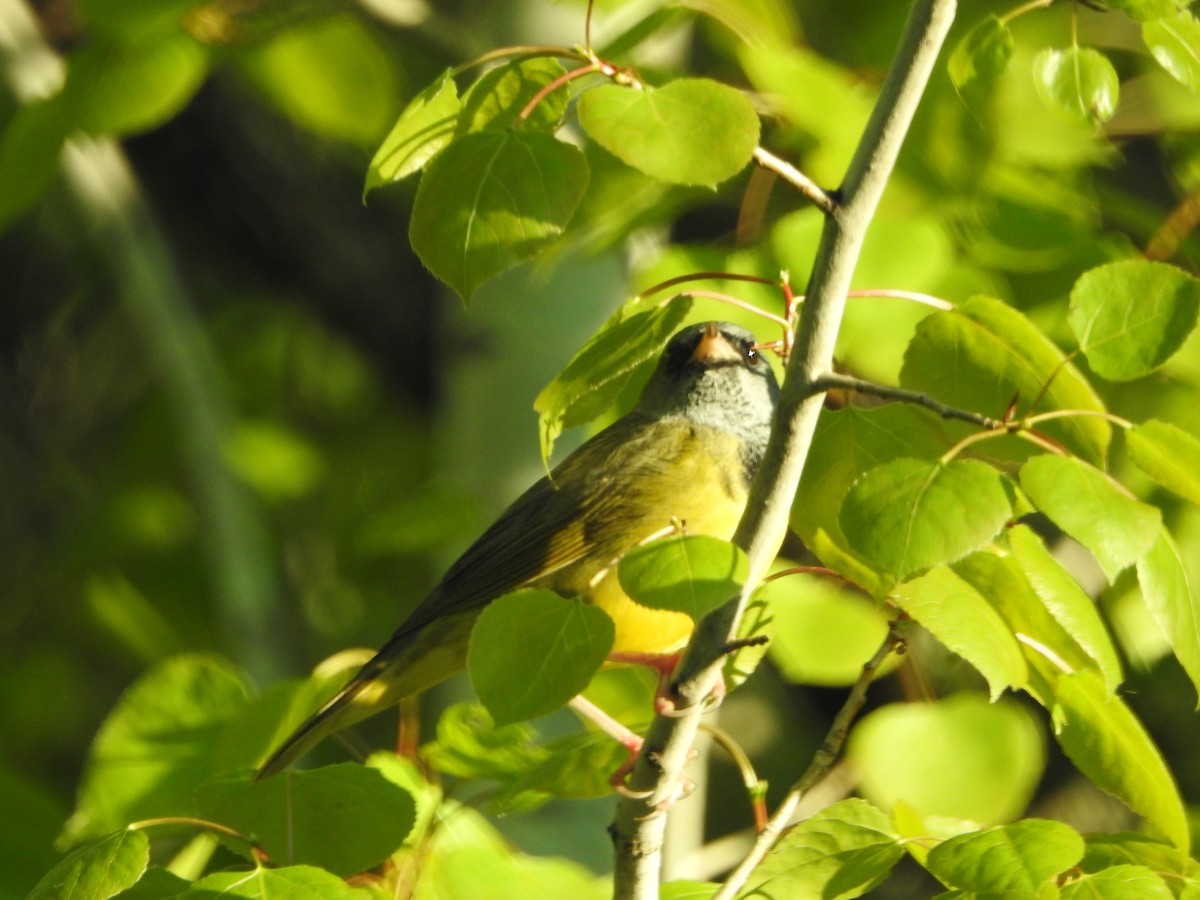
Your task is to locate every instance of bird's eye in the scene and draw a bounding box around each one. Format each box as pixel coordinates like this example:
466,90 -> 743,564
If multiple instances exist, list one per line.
744,346 -> 759,363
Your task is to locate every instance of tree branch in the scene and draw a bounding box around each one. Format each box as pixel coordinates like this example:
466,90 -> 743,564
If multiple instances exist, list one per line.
610,1 -> 958,895
811,372 -> 1006,430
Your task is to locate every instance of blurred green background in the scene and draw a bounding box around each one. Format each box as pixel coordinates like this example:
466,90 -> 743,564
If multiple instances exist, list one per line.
4,0 -> 1200,896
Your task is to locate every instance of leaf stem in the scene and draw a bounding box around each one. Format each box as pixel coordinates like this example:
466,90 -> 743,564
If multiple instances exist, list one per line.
712,617 -> 909,900
699,723 -> 768,832
517,62 -> 601,123
810,372 -> 1006,430
449,45 -> 589,78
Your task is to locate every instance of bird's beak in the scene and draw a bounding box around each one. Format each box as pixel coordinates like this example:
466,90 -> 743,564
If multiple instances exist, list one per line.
691,323 -> 741,364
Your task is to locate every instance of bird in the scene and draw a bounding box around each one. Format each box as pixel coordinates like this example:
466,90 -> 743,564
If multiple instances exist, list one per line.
255,320 -> 780,779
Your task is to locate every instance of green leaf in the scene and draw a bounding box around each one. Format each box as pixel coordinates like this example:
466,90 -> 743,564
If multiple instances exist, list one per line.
65,32 -> 209,137
738,798 -> 904,899
840,458 -> 1012,581
1019,455 -> 1161,582
187,865 -> 369,899
900,296 -> 1110,466
578,78 -> 760,188
1126,419 -> 1200,506
1061,865 -> 1174,899
468,590 -> 614,726
925,819 -> 1084,892
408,130 -> 588,302
893,566 -> 1028,699
0,97 -> 71,231
1101,0 -> 1189,21
60,655 -> 251,846
1007,524 -> 1124,692
1032,46 -> 1120,127
954,549 -> 1105,703
1081,832 -> 1200,878
111,866 -> 190,899
81,0 -> 206,35
1136,528 -> 1200,701
1053,671 -> 1190,849
1068,260 -> 1200,381
421,704 -> 546,782
617,534 -> 748,620
364,69 -> 459,196
457,57 -> 567,134
497,731 -> 628,806
763,574 -> 891,687
238,14 -> 398,146
28,830 -> 149,900
847,695 -> 1044,825
948,16 -> 1014,92
793,404 -> 948,549
533,295 -> 692,465
1144,12 -> 1200,93
195,766 -> 416,877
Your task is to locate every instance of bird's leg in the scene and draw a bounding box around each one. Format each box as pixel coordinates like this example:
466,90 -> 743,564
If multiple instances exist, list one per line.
567,695 -> 696,806
607,650 -> 728,716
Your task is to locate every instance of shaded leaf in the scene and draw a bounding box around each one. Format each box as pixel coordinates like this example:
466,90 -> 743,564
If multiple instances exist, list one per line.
1126,419 -> 1200,506
949,16 -> 1014,93
1032,46 -> 1119,126
900,296 -> 1110,466
1019,454 -> 1160,581
617,534 -> 748,620
468,590 -> 614,725
578,79 -> 759,187
364,69 -> 459,195
1136,528 -> 1200,702
1052,671 -> 1189,849
925,819 -> 1083,892
421,703 -> 545,781
893,566 -> 1028,699
196,766 -> 416,877
738,799 -> 903,899
534,295 -> 691,465
409,130 -> 588,302
0,97 -> 72,232
840,458 -> 1011,581
1060,865 -> 1173,899
1069,260 -> 1200,381
28,830 -> 149,900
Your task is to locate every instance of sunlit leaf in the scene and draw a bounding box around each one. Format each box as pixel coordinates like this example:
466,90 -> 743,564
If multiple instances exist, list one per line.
457,57 -> 567,134
1126,419 -> 1200,505
900,296 -> 1110,466
1032,46 -> 1119,127
1019,454 -> 1161,581
925,819 -> 1083,892
364,69 -> 459,196
617,534 -> 748,620
1136,528 -> 1200,702
28,830 -> 148,900
1144,11 -> 1200,93
1060,865 -> 1174,899
1068,259 -> 1200,381
578,78 -> 759,187
468,590 -> 614,725
534,295 -> 691,465
1007,524 -> 1123,692
409,130 -> 588,302
61,655 -> 251,846
848,694 -> 1044,825
893,566 -> 1028,700
196,766 -> 416,876
1052,671 -> 1189,850
421,703 -> 546,782
1100,0 -> 1189,21
188,865 -> 369,899
840,458 -> 1011,581
739,799 -> 903,899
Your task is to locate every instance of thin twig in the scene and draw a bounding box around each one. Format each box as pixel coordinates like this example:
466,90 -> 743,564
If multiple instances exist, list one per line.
712,618 -> 909,900
752,146 -> 836,215
810,372 -> 1006,430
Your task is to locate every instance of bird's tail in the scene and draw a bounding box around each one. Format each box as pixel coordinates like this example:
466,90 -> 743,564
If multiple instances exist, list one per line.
253,608 -> 476,780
